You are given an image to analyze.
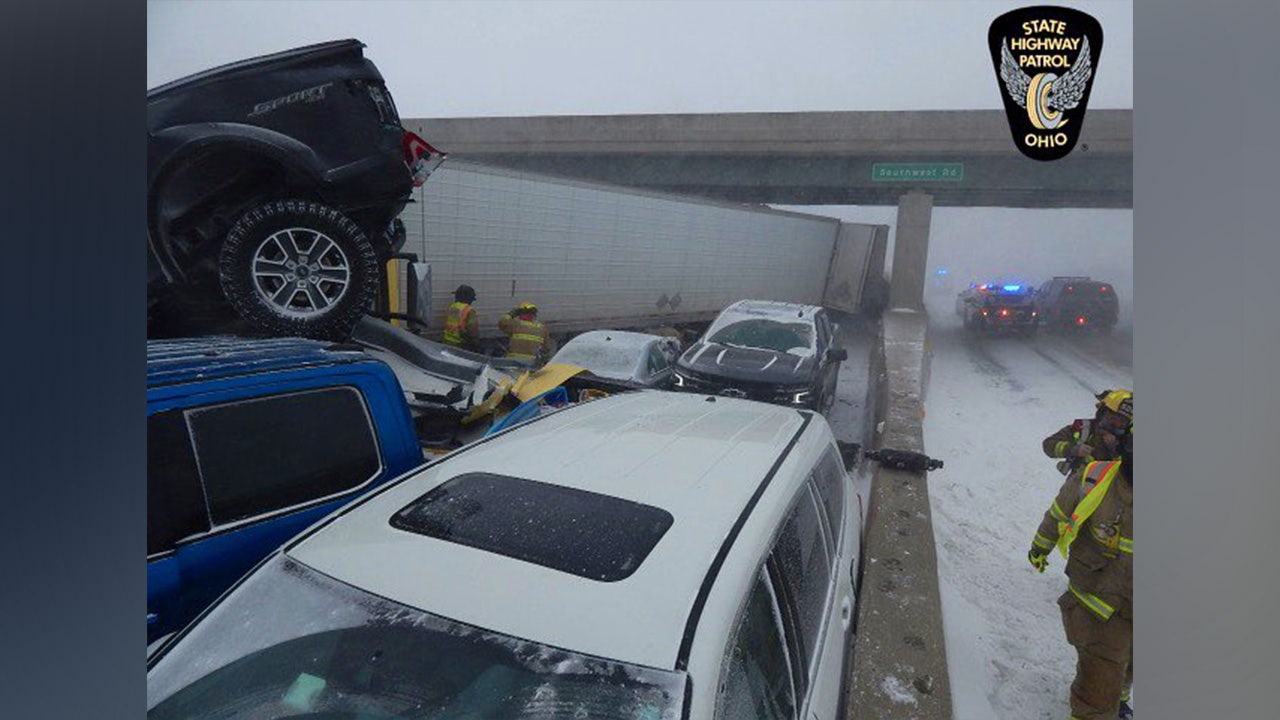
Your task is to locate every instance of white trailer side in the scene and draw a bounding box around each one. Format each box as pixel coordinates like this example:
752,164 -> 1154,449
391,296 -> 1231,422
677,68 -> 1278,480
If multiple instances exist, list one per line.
399,161 -> 881,338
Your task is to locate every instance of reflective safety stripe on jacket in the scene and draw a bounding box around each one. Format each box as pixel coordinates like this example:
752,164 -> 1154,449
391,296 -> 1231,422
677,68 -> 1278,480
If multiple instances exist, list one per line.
505,317 -> 546,360
1056,460 -> 1123,558
442,302 -> 474,346
1069,583 -> 1118,621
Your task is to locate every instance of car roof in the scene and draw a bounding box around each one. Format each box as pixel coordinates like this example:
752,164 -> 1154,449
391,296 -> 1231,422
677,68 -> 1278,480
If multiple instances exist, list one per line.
146,336 -> 370,388
1041,277 -> 1110,290
551,330 -> 666,378
711,300 -> 823,332
560,329 -> 664,351
288,391 -> 811,670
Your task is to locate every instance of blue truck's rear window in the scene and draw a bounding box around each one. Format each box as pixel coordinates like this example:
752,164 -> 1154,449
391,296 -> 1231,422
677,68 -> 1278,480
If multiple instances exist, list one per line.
389,473 -> 673,582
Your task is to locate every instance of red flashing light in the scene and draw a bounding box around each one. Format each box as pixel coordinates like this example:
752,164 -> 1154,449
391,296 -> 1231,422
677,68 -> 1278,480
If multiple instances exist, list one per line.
1076,316 -> 1087,325
999,309 -> 1010,318
1100,286 -> 1108,292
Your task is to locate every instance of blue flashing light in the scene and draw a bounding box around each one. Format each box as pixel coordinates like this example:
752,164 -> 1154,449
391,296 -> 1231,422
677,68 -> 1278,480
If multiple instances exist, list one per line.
936,268 -> 949,276
1002,284 -> 1022,292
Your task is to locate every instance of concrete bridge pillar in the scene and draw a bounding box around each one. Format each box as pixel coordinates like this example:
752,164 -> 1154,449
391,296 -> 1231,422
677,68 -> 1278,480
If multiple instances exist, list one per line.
889,191 -> 934,311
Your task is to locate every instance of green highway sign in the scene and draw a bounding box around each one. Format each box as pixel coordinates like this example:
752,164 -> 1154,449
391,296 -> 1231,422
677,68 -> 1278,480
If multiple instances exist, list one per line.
871,163 -> 964,182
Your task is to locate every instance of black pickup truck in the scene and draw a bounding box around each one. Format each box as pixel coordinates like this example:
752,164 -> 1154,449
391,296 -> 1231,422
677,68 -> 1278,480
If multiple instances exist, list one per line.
147,39 -> 444,340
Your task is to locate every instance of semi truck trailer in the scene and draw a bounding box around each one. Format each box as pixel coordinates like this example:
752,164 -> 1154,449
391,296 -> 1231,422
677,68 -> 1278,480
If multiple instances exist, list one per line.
394,161 -> 887,339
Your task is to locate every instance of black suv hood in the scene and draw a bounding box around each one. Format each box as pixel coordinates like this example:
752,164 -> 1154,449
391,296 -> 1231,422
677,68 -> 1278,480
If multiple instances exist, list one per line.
677,341 -> 817,385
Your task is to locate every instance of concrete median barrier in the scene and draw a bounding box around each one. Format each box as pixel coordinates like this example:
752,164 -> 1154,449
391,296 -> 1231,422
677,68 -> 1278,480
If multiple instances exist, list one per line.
846,309 -> 952,720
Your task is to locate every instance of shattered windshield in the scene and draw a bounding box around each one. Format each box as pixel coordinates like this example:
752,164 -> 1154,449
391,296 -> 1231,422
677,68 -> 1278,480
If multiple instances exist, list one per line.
148,556 -> 686,720
708,319 -> 814,356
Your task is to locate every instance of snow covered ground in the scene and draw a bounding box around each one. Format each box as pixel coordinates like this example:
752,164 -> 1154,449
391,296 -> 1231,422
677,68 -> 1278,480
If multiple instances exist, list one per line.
921,295 -> 1133,719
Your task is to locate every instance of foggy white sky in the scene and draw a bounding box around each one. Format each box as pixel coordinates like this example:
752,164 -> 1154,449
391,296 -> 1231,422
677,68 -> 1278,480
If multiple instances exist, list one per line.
779,205 -> 1134,320
147,1 -> 1133,314
147,1 -> 1132,116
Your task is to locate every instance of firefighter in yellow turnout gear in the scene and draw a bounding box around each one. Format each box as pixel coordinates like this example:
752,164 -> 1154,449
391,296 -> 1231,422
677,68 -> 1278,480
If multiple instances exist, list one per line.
1030,391 -> 1133,720
499,302 -> 549,365
442,285 -> 480,351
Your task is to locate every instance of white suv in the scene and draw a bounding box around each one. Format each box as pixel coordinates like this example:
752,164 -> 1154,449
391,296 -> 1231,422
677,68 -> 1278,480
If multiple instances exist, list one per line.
147,391 -> 863,720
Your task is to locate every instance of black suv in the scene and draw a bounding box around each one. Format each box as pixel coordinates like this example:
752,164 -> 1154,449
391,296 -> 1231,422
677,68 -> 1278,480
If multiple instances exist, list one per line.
671,300 -> 847,413
147,39 -> 444,340
1033,276 -> 1119,332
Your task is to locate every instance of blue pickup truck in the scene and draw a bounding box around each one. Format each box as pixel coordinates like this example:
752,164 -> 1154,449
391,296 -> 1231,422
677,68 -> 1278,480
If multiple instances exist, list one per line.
147,336 -> 425,644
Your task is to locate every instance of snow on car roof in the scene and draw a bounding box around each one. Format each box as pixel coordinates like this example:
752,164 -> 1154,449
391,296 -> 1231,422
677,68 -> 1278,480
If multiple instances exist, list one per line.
146,336 -> 369,388
288,391 -> 811,670
548,330 -> 664,380
564,329 -> 662,350
719,299 -> 822,322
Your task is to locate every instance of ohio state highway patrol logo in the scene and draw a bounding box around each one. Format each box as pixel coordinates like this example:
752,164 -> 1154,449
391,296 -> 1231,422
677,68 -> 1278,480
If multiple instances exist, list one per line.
988,6 -> 1103,161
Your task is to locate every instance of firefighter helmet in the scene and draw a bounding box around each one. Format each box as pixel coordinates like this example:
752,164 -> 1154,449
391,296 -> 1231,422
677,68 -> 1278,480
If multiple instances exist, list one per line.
454,284 -> 476,303
1099,389 -> 1133,422
515,302 -> 538,315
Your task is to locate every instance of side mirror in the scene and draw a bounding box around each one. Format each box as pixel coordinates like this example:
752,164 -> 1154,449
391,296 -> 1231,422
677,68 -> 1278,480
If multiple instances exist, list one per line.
827,348 -> 848,362
378,254 -> 433,331
407,260 -> 432,326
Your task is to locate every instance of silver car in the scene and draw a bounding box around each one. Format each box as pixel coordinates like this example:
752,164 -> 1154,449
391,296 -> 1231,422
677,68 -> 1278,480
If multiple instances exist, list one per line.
548,330 -> 681,388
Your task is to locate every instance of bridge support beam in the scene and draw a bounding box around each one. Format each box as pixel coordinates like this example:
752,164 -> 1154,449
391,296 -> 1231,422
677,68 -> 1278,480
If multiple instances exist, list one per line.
889,191 -> 934,311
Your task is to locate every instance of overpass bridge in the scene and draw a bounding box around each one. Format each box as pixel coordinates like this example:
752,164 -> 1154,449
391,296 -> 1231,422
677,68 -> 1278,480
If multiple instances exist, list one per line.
406,110 -> 1132,209
407,110 -> 1131,311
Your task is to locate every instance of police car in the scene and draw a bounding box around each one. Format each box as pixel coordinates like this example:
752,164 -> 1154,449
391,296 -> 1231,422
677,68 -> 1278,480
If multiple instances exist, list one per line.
956,282 -> 1039,334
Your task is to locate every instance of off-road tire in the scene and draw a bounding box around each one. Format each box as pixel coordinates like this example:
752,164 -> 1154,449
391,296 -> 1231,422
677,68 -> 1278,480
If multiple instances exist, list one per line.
220,200 -> 379,340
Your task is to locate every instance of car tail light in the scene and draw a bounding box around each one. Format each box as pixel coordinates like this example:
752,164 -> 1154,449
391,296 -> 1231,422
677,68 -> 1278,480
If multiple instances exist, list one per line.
1100,286 -> 1109,292
999,308 -> 1010,318
1076,315 -> 1087,325
403,130 -> 446,187
1066,286 -> 1074,292
981,309 -> 990,316
1032,310 -> 1038,317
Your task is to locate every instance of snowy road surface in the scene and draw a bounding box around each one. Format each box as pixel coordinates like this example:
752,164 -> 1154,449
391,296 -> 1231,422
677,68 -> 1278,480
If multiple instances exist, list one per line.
923,302 -> 1132,720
